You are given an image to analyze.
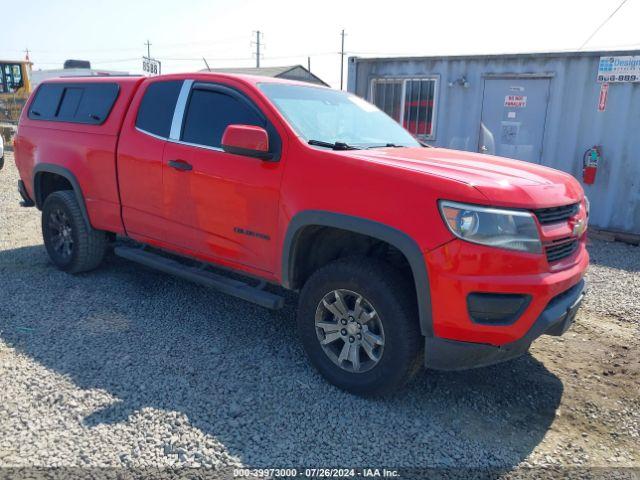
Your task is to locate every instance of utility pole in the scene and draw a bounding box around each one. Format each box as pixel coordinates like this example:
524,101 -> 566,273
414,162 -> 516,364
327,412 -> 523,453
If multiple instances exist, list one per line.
24,48 -> 30,62
340,29 -> 346,90
307,56 -> 311,72
145,40 -> 152,58
254,31 -> 262,68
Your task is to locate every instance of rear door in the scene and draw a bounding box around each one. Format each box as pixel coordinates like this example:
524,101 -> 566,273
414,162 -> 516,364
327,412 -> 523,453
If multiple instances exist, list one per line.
161,81 -> 284,274
478,77 -> 550,164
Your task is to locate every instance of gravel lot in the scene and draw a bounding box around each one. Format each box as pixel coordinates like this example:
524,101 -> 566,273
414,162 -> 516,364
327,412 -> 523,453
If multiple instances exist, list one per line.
1,151 -> 638,474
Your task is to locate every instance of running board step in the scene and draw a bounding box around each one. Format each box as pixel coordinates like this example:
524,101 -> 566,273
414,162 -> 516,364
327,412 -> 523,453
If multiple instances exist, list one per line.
114,246 -> 284,310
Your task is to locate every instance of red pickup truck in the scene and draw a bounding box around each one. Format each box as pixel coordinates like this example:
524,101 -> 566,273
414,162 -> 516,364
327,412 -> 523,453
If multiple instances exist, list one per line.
13,73 -> 588,395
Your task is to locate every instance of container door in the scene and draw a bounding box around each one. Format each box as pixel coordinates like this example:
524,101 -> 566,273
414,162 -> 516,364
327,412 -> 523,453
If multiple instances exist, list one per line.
478,77 -> 550,164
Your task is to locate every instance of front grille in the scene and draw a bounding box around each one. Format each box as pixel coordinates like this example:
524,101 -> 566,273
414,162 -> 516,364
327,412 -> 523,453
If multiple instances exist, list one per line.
534,203 -> 579,225
545,237 -> 579,263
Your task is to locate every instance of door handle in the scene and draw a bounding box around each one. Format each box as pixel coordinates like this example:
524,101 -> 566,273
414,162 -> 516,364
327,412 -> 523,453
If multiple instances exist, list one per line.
168,159 -> 193,171
480,145 -> 488,153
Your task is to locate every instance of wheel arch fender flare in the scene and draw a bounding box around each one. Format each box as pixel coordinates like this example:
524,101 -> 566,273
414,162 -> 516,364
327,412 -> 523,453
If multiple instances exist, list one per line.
282,210 -> 433,337
33,163 -> 92,230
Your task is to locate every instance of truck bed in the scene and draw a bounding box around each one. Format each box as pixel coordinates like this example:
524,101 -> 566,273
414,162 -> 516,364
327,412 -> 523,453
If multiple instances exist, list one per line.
13,76 -> 145,235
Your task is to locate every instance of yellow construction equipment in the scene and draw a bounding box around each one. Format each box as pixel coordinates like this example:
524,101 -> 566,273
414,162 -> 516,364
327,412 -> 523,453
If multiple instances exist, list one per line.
0,60 -> 33,144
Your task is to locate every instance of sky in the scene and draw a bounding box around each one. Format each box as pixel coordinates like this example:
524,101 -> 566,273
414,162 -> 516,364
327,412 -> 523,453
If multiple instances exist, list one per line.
1,0 -> 639,88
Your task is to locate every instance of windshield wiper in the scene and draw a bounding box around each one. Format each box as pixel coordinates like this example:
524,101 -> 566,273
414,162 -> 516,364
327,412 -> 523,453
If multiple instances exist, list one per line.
365,143 -> 405,149
308,139 -> 361,150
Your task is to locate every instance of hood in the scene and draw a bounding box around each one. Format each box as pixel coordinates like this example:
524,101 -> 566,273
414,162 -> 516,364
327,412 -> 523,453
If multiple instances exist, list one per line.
344,147 -> 583,208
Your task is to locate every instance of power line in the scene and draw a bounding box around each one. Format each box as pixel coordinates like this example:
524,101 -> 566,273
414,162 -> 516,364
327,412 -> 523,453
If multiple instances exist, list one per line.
25,48 -> 338,67
162,56 -> 254,61
579,0 -> 629,50
252,51 -> 335,59
0,36 -> 249,55
2,47 -> 337,59
33,51 -> 329,64
93,57 -> 141,64
30,56 -> 255,66
147,35 -> 246,50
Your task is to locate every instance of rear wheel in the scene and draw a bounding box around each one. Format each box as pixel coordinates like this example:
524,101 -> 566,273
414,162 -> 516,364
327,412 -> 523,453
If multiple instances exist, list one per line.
297,257 -> 422,396
42,191 -> 108,273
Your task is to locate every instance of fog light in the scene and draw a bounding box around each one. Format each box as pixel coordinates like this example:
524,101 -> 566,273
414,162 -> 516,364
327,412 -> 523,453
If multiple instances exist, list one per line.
467,293 -> 531,325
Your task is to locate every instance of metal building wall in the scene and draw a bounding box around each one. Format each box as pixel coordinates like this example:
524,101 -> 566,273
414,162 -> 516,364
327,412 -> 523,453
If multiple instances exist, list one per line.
348,51 -> 640,234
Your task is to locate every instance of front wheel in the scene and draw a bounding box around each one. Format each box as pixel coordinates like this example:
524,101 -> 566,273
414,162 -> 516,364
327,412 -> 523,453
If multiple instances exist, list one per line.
42,191 -> 108,273
297,257 -> 423,396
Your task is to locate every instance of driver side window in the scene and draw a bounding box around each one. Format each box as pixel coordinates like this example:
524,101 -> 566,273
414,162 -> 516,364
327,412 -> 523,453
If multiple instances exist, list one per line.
181,89 -> 263,149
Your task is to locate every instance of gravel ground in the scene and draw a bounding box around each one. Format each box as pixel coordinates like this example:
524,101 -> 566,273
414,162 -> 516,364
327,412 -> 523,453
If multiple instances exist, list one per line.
0,151 -> 639,475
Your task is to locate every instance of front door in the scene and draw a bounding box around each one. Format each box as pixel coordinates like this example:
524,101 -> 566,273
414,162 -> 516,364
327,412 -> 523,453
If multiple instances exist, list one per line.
478,77 -> 550,164
162,82 -> 283,275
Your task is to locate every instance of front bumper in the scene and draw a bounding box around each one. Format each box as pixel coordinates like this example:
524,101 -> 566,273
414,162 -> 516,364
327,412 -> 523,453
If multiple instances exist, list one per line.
425,279 -> 585,370
425,237 -> 588,344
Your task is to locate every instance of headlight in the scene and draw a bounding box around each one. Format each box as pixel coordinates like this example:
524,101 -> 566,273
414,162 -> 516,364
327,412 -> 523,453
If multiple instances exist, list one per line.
439,200 -> 542,254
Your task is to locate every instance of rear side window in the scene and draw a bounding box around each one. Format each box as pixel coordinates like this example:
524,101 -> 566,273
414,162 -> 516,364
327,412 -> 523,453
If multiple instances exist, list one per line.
135,80 -> 183,138
57,87 -> 83,120
28,83 -> 119,124
181,89 -> 263,148
28,85 -> 64,119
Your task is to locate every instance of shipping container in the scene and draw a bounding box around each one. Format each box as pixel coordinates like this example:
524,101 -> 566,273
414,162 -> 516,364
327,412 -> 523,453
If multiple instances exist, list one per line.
348,50 -> 640,234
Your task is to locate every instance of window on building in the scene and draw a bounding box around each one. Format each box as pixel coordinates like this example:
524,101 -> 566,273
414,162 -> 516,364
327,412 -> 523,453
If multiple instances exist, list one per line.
371,77 -> 438,140
371,79 -> 403,123
135,80 -> 183,138
181,88 -> 263,148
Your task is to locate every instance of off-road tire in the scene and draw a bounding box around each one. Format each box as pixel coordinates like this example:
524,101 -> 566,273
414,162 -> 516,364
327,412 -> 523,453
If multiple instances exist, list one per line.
297,256 -> 423,396
42,191 -> 108,273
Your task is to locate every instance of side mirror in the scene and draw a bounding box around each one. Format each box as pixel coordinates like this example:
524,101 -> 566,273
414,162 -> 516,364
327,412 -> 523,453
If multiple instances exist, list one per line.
221,124 -> 273,160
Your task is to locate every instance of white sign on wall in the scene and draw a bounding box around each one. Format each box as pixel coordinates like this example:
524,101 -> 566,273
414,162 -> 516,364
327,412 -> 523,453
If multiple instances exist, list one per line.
142,57 -> 161,76
597,56 -> 640,83
504,95 -> 527,108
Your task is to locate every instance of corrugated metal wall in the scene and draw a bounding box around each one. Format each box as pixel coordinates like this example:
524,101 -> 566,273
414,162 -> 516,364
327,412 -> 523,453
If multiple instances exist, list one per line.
348,51 -> 640,234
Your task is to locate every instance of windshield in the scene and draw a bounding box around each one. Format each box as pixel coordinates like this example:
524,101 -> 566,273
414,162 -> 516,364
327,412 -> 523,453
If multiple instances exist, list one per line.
259,83 -> 420,148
